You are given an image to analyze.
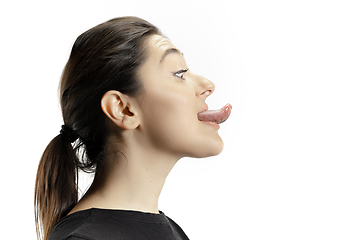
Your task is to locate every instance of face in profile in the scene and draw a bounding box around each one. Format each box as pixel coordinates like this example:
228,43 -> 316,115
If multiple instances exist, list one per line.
133,35 -> 231,159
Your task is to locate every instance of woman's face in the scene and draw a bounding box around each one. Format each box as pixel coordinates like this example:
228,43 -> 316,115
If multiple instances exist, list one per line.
135,34 -> 224,158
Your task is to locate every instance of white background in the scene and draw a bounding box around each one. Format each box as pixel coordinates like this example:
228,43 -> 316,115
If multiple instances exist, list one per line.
1,0 -> 359,239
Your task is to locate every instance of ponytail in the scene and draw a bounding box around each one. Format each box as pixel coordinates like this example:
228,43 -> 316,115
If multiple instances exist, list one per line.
34,134 -> 78,240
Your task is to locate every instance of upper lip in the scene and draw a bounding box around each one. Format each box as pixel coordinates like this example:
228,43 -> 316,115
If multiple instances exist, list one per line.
198,104 -> 209,115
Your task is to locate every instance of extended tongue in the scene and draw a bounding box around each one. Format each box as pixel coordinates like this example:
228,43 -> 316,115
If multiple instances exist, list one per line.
197,103 -> 232,124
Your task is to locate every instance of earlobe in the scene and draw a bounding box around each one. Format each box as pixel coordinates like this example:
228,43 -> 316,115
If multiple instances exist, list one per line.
101,90 -> 139,130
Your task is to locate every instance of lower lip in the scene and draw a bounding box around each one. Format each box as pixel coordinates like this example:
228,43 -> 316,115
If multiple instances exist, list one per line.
200,121 -> 220,129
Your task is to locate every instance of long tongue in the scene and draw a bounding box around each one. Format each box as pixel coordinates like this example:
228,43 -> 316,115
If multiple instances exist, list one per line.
198,103 -> 232,124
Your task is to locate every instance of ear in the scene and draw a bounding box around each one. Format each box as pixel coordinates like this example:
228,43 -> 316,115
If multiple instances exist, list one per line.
101,90 -> 140,130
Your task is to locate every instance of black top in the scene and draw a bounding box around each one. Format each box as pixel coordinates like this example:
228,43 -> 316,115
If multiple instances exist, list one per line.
48,208 -> 189,240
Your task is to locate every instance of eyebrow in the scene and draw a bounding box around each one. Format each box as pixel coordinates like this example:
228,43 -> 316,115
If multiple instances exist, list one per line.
160,48 -> 183,63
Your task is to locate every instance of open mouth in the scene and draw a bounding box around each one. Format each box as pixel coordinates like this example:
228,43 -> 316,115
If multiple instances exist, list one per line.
197,103 -> 232,125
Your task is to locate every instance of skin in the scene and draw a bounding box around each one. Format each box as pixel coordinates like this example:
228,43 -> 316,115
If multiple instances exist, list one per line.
69,35 -> 223,215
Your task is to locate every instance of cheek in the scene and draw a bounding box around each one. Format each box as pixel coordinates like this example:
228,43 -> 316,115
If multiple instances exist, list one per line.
141,87 -> 195,145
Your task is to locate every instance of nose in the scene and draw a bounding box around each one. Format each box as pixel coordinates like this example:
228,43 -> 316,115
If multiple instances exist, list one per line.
193,73 -> 215,99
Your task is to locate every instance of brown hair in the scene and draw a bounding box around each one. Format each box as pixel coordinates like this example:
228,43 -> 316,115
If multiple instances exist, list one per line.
34,16 -> 161,240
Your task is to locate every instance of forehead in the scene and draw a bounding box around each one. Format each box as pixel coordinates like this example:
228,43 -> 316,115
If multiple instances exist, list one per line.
145,35 -> 177,59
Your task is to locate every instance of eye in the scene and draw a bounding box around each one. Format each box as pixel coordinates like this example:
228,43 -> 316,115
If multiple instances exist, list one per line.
174,68 -> 189,79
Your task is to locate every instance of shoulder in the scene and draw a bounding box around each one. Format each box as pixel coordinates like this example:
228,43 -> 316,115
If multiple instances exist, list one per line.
165,215 -> 190,240
48,209 -> 93,240
49,208 -> 190,240
48,208 -> 129,240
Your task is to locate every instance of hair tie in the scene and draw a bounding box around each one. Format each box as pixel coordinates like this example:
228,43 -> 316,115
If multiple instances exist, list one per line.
60,125 -> 78,144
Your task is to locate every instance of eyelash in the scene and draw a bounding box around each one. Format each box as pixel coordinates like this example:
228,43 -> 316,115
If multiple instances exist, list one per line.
173,68 -> 189,79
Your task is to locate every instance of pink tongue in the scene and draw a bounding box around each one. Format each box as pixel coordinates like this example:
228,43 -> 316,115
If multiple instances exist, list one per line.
198,103 -> 232,124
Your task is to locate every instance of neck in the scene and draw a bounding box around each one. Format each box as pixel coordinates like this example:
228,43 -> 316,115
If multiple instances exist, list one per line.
75,139 -> 179,214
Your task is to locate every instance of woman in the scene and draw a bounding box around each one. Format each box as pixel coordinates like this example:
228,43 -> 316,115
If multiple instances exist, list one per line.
35,16 -> 232,240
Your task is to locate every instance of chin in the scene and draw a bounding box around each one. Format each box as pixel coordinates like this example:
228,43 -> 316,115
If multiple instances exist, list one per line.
188,137 -> 224,158
207,139 -> 224,156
